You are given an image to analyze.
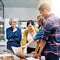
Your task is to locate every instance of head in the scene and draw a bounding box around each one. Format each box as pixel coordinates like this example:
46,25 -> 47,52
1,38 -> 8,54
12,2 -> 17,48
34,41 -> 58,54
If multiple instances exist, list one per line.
39,3 -> 51,18
9,18 -> 17,29
37,15 -> 42,25
37,15 -> 45,28
27,20 -> 34,31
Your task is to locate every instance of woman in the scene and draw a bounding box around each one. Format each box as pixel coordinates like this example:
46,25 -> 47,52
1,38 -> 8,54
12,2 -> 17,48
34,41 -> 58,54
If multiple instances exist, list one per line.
22,20 -> 39,53
6,18 -> 22,52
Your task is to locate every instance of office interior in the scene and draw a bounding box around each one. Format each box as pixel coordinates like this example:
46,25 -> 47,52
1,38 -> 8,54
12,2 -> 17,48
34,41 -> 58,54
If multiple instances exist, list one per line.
0,0 -> 60,60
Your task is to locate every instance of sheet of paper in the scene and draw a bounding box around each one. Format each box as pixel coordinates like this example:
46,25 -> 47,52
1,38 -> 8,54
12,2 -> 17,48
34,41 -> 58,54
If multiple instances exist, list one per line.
11,46 -> 25,58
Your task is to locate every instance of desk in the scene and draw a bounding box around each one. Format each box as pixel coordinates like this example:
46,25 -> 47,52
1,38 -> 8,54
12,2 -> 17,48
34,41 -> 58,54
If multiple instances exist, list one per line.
0,53 -> 40,60
0,53 -> 22,60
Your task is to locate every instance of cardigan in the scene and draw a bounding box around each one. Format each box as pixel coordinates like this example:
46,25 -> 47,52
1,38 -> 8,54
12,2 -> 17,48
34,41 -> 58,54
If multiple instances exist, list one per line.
22,28 -> 40,52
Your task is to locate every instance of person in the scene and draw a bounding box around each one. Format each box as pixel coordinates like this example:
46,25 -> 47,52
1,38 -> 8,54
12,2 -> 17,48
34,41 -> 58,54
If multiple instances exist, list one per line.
33,15 -> 46,52
22,20 -> 39,53
6,18 -> 22,52
22,3 -> 60,60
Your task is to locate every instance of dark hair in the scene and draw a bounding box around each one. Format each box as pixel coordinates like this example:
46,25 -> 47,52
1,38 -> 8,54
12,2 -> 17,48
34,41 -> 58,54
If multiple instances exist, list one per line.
27,20 -> 34,27
37,15 -> 40,19
39,3 -> 51,12
38,16 -> 45,28
39,16 -> 45,26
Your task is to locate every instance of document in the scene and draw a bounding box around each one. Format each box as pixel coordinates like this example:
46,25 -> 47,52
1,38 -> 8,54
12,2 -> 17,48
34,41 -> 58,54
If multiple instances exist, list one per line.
11,46 -> 25,58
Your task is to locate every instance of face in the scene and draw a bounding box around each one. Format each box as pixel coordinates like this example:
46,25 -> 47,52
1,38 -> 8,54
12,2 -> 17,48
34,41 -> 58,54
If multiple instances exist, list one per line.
27,23 -> 34,31
39,9 -> 48,18
11,22 -> 16,29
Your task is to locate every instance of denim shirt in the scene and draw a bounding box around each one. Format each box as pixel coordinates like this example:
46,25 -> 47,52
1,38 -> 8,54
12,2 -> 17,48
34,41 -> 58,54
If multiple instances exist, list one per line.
33,28 -> 44,40
6,27 -> 22,50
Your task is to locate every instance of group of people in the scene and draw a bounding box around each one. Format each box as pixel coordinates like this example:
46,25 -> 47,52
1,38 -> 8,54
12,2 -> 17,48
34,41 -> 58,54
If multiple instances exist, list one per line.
6,3 -> 60,60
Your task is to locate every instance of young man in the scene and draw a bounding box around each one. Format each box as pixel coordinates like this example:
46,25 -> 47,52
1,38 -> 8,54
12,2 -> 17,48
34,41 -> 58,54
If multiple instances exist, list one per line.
38,3 -> 60,60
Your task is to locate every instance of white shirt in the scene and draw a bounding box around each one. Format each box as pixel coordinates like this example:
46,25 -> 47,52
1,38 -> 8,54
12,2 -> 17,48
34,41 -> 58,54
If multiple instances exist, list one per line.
27,32 -> 36,48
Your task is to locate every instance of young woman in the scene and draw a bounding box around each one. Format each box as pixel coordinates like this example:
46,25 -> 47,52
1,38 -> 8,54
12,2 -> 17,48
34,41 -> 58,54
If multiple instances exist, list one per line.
22,20 -> 39,53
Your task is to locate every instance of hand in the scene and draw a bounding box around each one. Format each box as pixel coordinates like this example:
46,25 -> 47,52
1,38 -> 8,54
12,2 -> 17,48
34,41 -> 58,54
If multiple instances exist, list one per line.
36,40 -> 40,43
31,51 -> 38,58
21,46 -> 26,49
37,53 -> 41,59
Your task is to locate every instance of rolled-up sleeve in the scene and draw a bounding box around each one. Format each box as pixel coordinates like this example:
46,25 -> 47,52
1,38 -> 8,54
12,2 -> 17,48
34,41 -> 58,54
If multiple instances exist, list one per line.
33,29 -> 44,41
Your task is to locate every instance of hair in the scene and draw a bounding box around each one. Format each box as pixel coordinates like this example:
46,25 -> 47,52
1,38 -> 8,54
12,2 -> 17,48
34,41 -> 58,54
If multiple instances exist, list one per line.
27,20 -> 34,27
9,18 -> 17,25
39,16 -> 45,26
37,15 -> 40,19
37,15 -> 45,28
39,3 -> 51,12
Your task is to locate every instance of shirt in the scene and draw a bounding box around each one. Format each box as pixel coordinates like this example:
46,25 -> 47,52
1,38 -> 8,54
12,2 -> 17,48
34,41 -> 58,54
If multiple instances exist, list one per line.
27,32 -> 36,48
6,27 -> 22,50
42,14 -> 60,56
33,28 -> 44,40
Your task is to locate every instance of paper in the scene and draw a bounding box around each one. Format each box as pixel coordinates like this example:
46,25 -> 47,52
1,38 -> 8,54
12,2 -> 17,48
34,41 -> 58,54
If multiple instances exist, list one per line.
12,46 -> 37,59
11,46 -> 25,58
26,57 -> 39,60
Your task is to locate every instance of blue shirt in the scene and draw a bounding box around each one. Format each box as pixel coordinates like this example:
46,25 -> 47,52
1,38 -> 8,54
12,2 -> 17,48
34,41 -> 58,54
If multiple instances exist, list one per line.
33,28 -> 44,40
42,14 -> 60,56
6,27 -> 22,50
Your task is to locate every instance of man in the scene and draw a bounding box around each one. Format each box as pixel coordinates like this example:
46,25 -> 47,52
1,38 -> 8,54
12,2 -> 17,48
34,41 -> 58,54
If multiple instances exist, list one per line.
38,3 -> 60,60
6,18 -> 22,52
22,3 -> 60,60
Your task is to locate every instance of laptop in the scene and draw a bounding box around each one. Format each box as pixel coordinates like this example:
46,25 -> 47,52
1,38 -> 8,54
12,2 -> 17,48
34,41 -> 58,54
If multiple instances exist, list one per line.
11,46 -> 33,59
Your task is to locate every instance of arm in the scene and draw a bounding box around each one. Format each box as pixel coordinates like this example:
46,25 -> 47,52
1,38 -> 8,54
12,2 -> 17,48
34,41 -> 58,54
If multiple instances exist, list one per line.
38,40 -> 46,57
22,29 -> 28,46
38,20 -> 54,58
13,29 -> 22,42
25,39 -> 35,47
6,28 -> 14,40
33,29 -> 44,40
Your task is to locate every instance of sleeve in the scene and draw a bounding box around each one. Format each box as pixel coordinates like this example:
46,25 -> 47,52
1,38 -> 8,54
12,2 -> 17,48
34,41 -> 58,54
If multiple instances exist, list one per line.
42,20 -> 53,42
22,29 -> 28,46
33,29 -> 44,41
19,29 -> 22,42
13,29 -> 22,42
6,28 -> 14,40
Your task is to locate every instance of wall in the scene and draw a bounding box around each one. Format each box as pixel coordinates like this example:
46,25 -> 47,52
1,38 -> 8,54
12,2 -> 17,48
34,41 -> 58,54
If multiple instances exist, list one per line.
37,0 -> 51,8
4,8 -> 39,20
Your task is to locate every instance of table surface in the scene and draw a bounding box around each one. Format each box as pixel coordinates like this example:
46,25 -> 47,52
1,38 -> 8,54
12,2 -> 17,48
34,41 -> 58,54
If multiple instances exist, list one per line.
0,53 -> 40,60
0,53 -> 22,60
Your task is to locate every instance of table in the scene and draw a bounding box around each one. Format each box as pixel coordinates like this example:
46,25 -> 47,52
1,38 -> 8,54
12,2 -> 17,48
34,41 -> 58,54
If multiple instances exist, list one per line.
0,53 -> 22,60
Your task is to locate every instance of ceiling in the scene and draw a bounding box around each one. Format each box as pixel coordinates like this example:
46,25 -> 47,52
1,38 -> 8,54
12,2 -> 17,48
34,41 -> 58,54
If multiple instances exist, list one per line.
2,0 -> 40,8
